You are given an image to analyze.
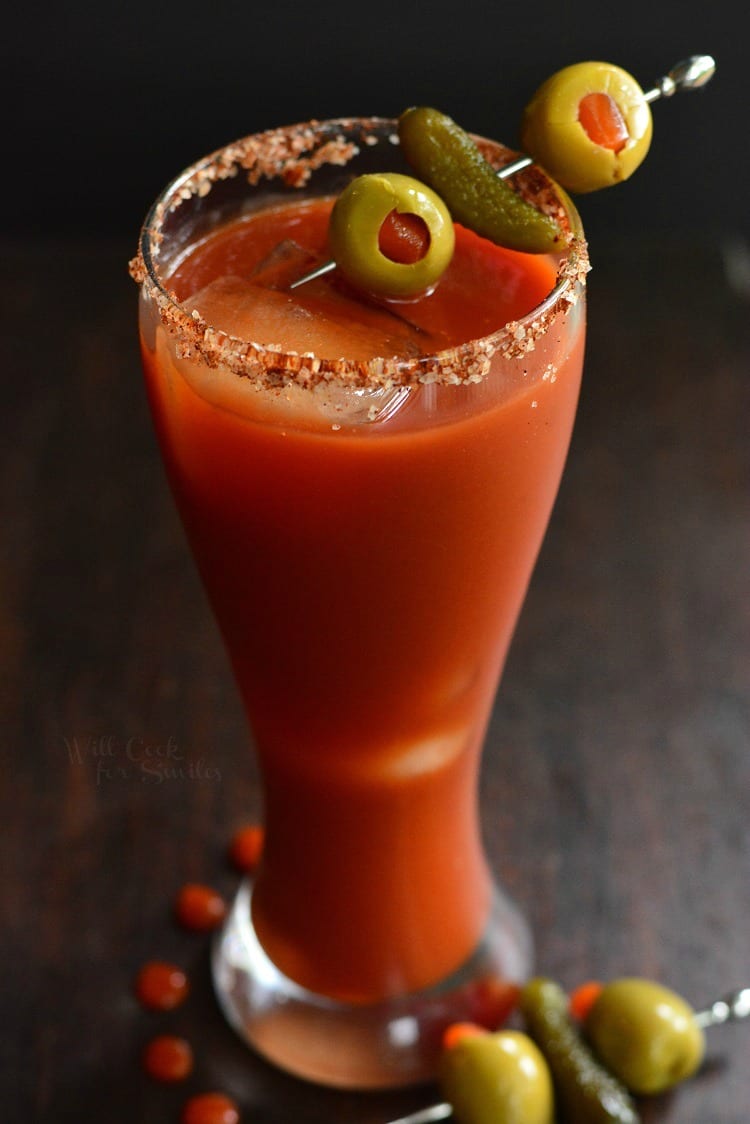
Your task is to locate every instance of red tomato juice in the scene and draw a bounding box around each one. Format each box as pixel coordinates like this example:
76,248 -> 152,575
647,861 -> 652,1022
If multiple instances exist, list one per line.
140,198 -> 585,1002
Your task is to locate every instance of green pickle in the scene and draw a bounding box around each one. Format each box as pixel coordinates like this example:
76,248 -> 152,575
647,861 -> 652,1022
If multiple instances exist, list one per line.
398,106 -> 564,254
520,978 -> 640,1124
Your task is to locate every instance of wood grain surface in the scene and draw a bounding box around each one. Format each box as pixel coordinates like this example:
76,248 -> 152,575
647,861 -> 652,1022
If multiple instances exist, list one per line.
2,236 -> 748,1123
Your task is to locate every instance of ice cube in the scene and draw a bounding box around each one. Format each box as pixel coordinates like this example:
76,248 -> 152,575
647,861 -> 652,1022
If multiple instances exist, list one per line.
177,237 -> 466,425
248,239 -> 320,290
172,267 -> 422,426
188,274 -> 427,364
248,240 -> 445,353
308,380 -> 412,426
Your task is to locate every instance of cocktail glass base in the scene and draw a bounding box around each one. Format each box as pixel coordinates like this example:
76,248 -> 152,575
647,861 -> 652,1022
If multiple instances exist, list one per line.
211,880 -> 532,1089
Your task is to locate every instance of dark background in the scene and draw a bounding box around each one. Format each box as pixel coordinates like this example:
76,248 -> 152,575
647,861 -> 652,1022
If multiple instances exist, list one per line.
3,0 -> 745,246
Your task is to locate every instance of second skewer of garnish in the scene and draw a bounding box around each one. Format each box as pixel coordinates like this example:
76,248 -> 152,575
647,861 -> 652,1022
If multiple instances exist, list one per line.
387,978 -> 748,1124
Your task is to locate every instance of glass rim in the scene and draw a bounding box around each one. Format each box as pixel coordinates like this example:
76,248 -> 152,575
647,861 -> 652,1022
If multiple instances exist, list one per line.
130,116 -> 589,390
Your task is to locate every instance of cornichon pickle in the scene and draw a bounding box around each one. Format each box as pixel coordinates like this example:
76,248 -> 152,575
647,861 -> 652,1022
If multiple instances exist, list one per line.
520,978 -> 640,1124
398,106 -> 564,254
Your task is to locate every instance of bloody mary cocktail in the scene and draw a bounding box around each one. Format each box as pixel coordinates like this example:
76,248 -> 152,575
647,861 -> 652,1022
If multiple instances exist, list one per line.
132,117 -> 587,1087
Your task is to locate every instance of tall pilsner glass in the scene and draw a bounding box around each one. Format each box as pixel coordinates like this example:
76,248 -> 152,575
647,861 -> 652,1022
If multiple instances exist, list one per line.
131,118 -> 588,1089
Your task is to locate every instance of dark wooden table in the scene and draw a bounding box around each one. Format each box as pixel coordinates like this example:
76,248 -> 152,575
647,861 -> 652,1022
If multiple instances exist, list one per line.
2,234 -> 748,1123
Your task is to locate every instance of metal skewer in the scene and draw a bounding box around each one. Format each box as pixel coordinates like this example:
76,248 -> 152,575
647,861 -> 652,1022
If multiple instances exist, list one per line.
288,55 -> 715,292
387,1106 -> 452,1124
643,53 -> 716,102
694,986 -> 750,1029
385,982 -> 747,1124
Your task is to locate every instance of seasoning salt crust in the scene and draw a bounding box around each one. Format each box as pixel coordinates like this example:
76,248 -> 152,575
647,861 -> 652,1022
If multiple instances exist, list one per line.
130,118 -> 589,391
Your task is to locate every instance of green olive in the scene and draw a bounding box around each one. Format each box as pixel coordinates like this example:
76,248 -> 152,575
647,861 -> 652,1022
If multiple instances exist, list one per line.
520,62 -> 653,193
585,978 -> 705,1094
440,1030 -> 554,1124
327,172 -> 454,298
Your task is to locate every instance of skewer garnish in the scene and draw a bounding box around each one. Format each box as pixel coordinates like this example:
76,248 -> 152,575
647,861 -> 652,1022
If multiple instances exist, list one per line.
386,975 -> 746,1124
290,55 -> 715,294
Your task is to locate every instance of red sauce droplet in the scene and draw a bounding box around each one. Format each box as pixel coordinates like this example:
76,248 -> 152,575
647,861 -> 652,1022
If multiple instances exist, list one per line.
175,883 -> 228,932
228,825 -> 265,873
181,1092 -> 241,1124
578,92 -> 629,153
378,210 -> 430,264
134,961 -> 190,1010
470,978 -> 522,1028
143,1034 -> 194,1082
